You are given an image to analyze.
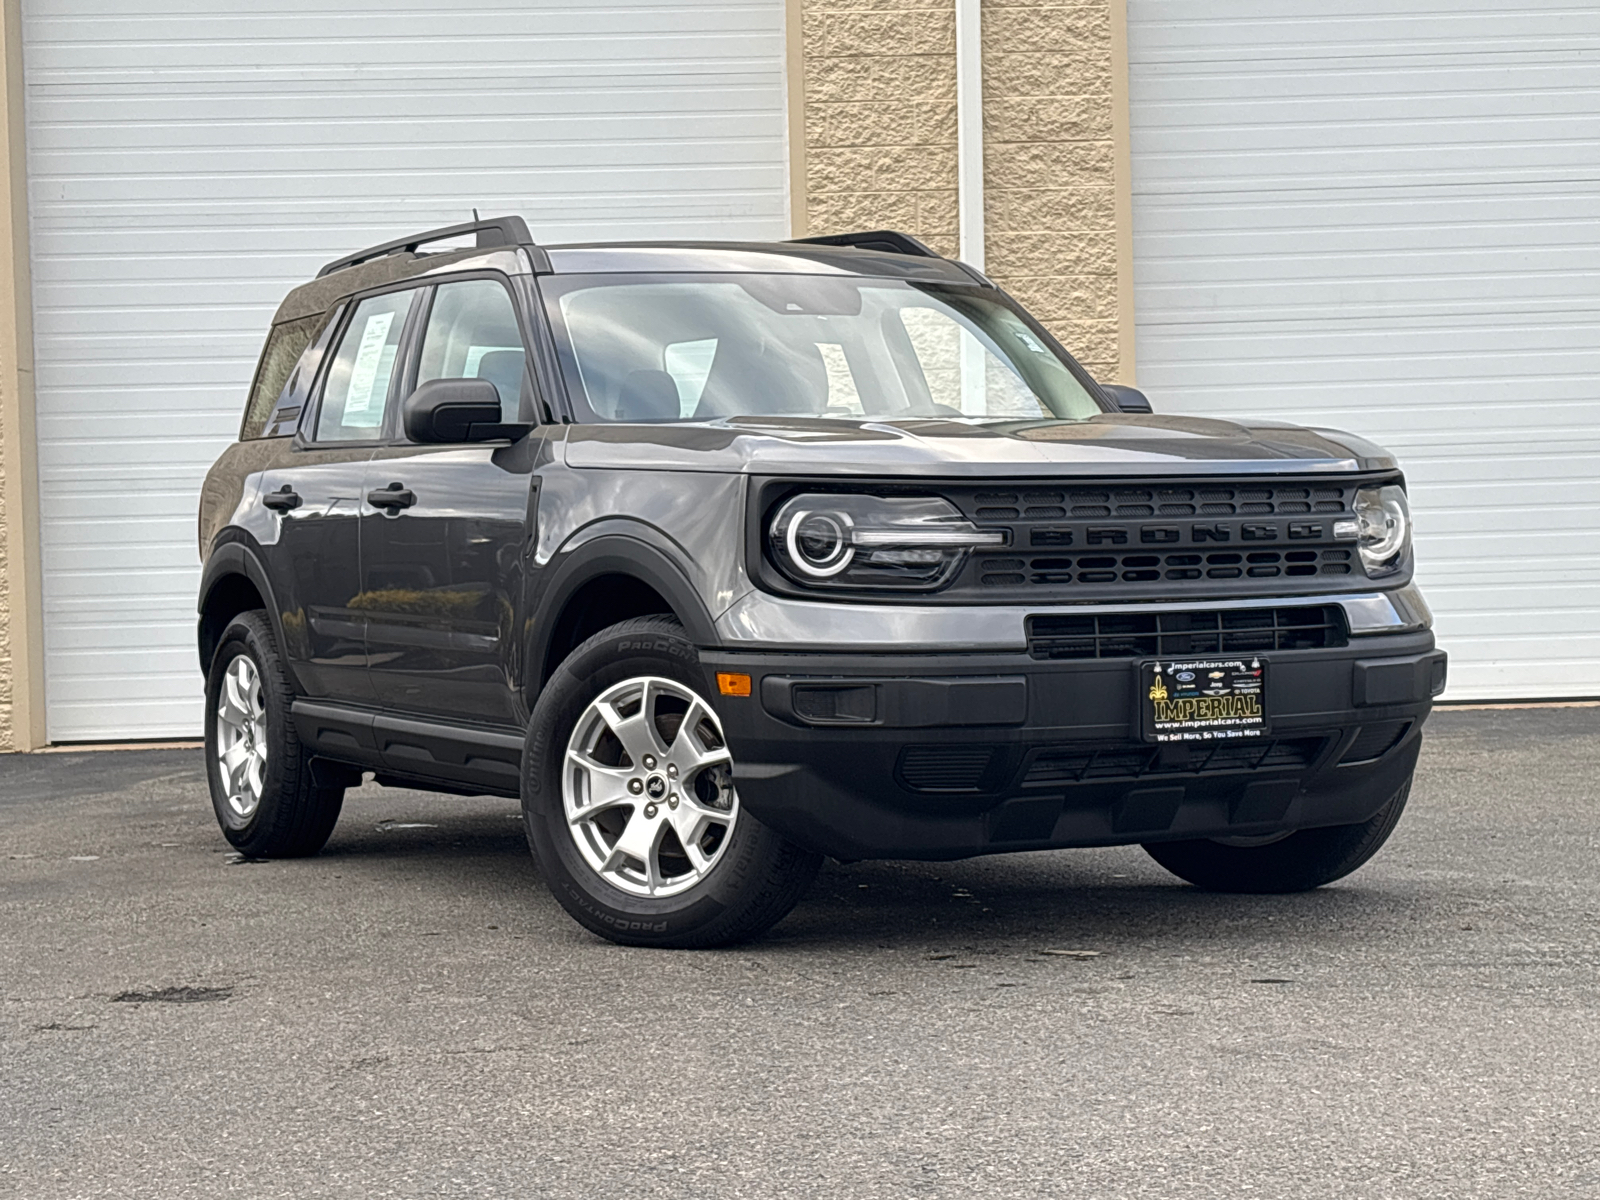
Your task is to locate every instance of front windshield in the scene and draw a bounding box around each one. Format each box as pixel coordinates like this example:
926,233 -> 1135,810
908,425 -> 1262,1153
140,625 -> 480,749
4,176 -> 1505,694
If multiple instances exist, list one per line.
541,273 -> 1106,423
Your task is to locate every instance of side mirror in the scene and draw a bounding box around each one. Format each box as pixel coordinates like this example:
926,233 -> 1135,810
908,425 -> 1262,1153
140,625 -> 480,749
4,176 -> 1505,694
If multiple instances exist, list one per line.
402,378 -> 531,443
1103,383 -> 1153,414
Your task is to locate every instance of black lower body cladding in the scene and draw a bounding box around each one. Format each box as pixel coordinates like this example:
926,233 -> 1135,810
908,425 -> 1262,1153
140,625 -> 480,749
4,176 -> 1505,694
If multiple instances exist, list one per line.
702,631 -> 1444,862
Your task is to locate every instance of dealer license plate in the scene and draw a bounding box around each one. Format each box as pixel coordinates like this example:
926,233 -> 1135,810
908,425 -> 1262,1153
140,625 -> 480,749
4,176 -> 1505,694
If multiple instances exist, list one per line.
1140,657 -> 1268,743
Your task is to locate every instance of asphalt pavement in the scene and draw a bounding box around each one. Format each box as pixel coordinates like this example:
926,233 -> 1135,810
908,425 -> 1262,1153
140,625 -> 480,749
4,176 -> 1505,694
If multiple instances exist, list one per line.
2,708 -> 1597,1199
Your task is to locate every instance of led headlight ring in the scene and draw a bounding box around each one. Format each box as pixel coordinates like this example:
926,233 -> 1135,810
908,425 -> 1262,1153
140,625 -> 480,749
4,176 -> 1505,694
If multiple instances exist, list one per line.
785,508 -> 855,578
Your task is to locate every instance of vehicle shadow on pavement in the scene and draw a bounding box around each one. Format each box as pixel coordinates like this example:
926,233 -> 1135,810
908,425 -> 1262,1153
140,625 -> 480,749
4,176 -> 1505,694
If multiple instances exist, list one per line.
314,785 -> 1408,955
769,854 -> 1399,954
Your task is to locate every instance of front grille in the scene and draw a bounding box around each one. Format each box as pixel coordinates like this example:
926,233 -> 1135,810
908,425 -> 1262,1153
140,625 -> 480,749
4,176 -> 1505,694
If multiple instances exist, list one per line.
970,484 -> 1349,520
898,745 -> 998,793
1027,606 -> 1347,660
931,476 -> 1387,602
981,548 -> 1352,588
1023,737 -> 1327,786
1340,720 -> 1412,764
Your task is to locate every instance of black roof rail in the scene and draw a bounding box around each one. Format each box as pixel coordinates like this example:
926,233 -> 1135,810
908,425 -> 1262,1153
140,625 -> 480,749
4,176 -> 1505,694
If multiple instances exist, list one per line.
317,214 -> 536,278
789,229 -> 941,258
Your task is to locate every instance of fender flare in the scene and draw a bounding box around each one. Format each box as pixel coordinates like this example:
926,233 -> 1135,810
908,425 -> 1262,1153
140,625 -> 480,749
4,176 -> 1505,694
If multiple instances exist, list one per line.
196,537 -> 288,674
528,533 -> 721,693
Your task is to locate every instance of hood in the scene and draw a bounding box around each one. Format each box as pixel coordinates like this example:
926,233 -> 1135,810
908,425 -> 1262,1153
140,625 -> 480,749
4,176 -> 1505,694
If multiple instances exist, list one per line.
561,414 -> 1397,477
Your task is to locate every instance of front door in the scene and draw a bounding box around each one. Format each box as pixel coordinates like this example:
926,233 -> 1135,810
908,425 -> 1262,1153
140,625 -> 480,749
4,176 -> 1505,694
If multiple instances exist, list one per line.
359,277 -> 540,726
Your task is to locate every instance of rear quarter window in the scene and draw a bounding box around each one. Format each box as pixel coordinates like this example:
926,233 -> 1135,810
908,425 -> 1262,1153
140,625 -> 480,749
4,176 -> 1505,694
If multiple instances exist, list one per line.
240,313 -> 328,440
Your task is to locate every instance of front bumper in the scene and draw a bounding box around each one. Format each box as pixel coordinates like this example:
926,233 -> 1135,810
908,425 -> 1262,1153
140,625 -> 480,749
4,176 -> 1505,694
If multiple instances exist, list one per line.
702,628 -> 1445,861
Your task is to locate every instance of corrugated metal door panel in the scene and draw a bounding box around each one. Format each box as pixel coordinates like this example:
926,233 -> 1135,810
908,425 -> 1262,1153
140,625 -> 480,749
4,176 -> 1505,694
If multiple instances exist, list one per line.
24,0 -> 788,740
1128,0 -> 1600,700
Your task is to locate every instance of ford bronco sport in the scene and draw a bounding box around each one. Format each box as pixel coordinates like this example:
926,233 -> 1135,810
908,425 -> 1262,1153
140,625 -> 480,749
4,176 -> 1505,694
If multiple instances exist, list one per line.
197,216 -> 1446,947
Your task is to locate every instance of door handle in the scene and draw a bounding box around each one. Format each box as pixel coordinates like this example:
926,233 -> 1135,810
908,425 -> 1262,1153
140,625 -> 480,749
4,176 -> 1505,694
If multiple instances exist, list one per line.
367,482 -> 416,511
262,485 -> 301,512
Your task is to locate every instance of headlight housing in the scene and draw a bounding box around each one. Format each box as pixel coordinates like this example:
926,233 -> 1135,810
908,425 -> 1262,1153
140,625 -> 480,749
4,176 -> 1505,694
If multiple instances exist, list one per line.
1354,484 -> 1411,577
768,493 -> 1004,591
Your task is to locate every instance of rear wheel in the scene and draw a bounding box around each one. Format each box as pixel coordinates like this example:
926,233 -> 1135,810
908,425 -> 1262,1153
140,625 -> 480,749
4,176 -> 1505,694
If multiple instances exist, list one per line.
522,616 -> 820,948
1143,779 -> 1411,893
204,611 -> 344,858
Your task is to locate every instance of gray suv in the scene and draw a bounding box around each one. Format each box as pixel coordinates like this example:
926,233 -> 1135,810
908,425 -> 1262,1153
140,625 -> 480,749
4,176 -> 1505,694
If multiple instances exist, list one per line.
197,217 -> 1446,947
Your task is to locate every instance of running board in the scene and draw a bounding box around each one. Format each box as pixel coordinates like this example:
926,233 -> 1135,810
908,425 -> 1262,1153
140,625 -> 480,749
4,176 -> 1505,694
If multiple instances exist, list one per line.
290,700 -> 523,798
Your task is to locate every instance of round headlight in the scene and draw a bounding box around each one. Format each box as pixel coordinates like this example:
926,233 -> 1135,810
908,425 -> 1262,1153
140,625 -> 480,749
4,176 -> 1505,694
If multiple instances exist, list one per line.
1354,484 -> 1411,577
768,493 -> 1005,591
786,509 -> 855,578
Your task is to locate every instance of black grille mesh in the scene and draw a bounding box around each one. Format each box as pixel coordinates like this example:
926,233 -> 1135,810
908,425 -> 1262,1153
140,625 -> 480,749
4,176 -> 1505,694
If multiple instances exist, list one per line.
1340,721 -> 1412,764
1028,606 -> 1347,660
896,736 -> 1333,795
1023,737 -> 1327,786
898,745 -> 997,793
982,548 -> 1353,587
969,484 -> 1349,521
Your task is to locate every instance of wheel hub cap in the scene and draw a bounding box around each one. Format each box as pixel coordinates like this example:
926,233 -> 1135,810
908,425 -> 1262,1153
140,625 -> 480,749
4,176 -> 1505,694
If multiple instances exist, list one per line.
215,654 -> 267,821
562,675 -> 739,898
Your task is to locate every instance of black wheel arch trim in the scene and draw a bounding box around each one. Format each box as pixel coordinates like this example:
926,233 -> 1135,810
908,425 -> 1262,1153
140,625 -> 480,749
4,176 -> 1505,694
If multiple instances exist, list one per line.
528,533 -> 721,695
197,536 -> 292,678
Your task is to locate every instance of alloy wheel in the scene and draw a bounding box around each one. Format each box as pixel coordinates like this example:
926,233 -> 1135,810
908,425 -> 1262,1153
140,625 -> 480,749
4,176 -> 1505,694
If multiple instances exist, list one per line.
562,675 -> 738,897
215,653 -> 268,821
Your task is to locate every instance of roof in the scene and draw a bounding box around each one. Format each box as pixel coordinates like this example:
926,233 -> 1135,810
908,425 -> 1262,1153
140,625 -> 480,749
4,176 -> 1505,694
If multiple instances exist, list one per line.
541,241 -> 983,286
269,224 -> 986,325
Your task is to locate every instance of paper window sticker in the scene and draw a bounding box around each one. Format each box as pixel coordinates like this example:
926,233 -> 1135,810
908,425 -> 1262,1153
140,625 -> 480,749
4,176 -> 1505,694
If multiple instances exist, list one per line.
344,310 -> 396,418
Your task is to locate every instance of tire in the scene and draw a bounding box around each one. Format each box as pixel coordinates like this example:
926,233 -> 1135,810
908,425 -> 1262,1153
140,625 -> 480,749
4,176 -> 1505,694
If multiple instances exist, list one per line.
204,610 -> 344,858
1142,778 -> 1411,894
521,615 -> 821,948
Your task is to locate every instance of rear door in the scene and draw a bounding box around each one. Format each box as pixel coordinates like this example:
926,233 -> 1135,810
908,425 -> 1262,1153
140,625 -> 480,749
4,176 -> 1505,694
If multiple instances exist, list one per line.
360,276 -> 541,726
258,286 -> 421,704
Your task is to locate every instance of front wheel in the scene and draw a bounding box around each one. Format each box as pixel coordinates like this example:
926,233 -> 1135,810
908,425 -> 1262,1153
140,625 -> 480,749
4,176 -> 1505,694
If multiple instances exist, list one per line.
521,616 -> 820,948
1142,779 -> 1411,893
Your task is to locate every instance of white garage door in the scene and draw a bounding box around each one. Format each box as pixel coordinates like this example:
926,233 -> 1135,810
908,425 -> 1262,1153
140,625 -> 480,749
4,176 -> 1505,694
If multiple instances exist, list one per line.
1128,2 -> 1600,701
24,0 -> 789,740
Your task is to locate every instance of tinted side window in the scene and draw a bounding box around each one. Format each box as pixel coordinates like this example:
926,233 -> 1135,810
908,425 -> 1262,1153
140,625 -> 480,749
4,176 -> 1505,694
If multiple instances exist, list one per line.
416,279 -> 526,421
314,290 -> 416,442
241,314 -> 325,439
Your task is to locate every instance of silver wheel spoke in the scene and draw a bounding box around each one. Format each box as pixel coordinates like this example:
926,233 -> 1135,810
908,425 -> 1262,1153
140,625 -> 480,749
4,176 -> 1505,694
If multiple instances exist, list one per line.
565,750 -> 636,823
244,752 -> 265,803
606,808 -> 665,891
218,679 -> 250,726
669,697 -> 732,774
221,739 -> 249,788
667,804 -> 719,871
594,696 -> 665,768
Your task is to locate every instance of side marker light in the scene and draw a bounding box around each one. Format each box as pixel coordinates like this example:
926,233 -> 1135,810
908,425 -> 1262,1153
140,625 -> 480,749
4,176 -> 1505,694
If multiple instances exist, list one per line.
716,672 -> 752,697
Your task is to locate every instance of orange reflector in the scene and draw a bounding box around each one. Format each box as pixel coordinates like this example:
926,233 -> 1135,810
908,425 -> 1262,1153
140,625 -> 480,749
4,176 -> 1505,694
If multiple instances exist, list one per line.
716,672 -> 752,697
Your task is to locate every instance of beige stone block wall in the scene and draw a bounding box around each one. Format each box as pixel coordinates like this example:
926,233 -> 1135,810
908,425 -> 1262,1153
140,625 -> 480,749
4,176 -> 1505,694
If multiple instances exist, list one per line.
796,0 -> 1127,379
0,380 -> 12,750
0,0 -> 22,752
799,0 -> 961,257
981,1 -> 1120,379
1,0 -> 42,752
